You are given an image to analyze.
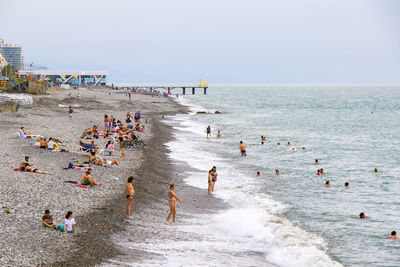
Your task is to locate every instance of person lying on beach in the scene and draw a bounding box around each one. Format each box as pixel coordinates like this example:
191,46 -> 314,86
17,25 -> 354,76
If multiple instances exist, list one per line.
79,170 -> 103,186
89,151 -> 119,167
18,156 -> 54,174
19,127 -> 33,136
42,209 -> 64,232
389,231 -> 399,239
78,140 -> 99,152
166,184 -> 183,223
126,176 -> 135,218
134,124 -> 141,131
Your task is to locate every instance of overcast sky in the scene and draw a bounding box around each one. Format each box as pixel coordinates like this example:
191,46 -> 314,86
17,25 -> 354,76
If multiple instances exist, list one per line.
2,0 -> 399,83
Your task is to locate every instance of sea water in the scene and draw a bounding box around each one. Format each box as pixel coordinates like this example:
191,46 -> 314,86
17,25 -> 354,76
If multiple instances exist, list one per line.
124,85 -> 400,266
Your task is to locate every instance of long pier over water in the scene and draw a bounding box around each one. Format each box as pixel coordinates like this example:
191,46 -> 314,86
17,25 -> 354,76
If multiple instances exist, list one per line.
112,79 -> 208,95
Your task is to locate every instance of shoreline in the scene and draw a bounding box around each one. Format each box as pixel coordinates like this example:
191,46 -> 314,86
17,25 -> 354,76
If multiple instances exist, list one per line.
0,88 -> 200,266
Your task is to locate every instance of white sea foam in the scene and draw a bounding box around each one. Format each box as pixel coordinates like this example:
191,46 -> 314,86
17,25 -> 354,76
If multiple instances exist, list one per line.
141,97 -> 344,267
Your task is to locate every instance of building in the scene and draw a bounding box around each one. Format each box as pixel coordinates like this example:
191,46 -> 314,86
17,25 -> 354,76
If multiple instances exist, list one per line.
19,70 -> 108,86
0,39 -> 23,71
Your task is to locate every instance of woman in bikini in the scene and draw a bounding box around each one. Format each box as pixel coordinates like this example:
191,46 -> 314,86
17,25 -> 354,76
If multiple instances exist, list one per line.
210,166 -> 217,193
126,176 -> 135,218
166,184 -> 183,223
18,156 -> 54,175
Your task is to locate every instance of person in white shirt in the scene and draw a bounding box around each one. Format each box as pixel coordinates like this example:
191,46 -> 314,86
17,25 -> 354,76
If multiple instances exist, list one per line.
47,138 -> 55,150
64,211 -> 75,234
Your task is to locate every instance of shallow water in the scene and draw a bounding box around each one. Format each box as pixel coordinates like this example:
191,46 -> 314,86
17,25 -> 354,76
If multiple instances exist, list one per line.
120,85 -> 400,266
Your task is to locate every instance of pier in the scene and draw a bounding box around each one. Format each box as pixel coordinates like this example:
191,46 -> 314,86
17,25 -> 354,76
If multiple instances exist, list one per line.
111,79 -> 208,95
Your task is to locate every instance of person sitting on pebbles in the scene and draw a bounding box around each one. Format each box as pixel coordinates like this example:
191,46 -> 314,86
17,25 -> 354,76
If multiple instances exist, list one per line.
42,209 -> 64,232
88,151 -> 119,167
79,169 -> 103,186
18,156 -> 54,175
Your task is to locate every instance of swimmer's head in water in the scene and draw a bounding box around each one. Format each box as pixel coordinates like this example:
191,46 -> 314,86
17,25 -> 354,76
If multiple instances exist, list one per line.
344,182 -> 349,187
325,181 -> 330,185
359,212 -> 365,219
278,143 -> 280,145
257,172 -> 260,176
288,142 -> 290,145
374,168 -> 378,173
275,169 -> 279,175
392,231 -> 397,236
261,141 -> 264,145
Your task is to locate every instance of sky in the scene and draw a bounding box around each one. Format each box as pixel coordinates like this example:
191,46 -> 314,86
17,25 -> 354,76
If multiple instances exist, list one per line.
1,0 -> 399,84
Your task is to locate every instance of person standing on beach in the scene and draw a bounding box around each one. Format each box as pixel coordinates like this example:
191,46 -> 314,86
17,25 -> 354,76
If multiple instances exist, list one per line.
210,166 -> 218,193
166,184 -> 183,223
68,106 -> 73,119
206,126 -> 211,138
207,170 -> 213,194
126,176 -> 135,219
240,141 -> 247,156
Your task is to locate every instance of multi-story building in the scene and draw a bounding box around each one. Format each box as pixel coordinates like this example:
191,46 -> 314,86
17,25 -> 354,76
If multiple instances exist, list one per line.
0,39 -> 23,71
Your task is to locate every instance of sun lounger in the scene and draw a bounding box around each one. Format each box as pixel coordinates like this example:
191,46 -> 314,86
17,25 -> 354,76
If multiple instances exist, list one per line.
17,131 -> 40,139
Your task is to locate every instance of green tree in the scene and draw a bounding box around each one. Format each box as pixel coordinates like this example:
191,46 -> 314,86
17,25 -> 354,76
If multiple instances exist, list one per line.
1,64 -> 16,77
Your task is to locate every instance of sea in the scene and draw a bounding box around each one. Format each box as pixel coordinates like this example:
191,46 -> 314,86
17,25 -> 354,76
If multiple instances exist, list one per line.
119,85 -> 400,267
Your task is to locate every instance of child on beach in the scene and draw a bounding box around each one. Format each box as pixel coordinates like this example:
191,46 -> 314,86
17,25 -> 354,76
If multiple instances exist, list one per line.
240,141 -> 246,156
64,211 -> 75,233
42,210 -> 64,232
126,176 -> 135,219
119,142 -> 126,160
166,184 -> 183,223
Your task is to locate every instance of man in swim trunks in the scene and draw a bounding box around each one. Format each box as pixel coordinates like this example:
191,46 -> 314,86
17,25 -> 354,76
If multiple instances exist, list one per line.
126,176 -> 135,218
240,141 -> 246,156
206,126 -> 211,138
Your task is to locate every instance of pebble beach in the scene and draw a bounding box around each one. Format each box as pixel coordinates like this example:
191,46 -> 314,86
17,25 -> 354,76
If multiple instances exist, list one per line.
0,88 -> 189,266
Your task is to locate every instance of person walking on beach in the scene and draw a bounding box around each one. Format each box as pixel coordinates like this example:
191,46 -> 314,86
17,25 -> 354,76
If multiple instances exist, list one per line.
166,184 -> 183,223
68,106 -> 73,119
206,126 -> 211,138
240,141 -> 247,156
126,176 -> 135,219
64,211 -> 75,234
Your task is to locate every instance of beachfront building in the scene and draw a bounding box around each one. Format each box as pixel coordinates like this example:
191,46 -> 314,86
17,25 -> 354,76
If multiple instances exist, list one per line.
0,39 -> 23,71
18,70 -> 108,87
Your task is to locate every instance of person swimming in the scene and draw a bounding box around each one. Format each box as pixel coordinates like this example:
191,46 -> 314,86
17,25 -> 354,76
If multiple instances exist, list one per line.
389,231 -> 399,239
275,169 -> 279,175
315,159 -> 319,165
374,168 -> 378,173
344,182 -> 349,188
257,171 -> 261,176
359,212 -> 366,219
325,181 -> 330,187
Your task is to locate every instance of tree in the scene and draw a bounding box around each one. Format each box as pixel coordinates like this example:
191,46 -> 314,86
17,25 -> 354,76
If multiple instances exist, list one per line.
1,64 -> 16,77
